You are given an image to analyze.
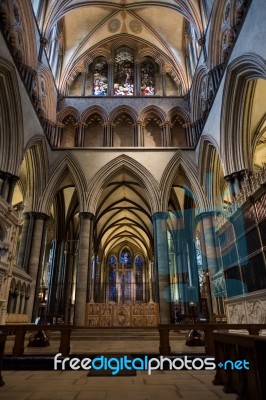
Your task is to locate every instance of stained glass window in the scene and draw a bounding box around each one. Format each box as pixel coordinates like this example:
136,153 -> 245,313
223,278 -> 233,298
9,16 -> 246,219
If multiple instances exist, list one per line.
114,48 -> 134,96
108,255 -> 117,301
120,271 -> 132,303
93,59 -> 108,96
120,249 -> 132,269
135,255 -> 144,301
141,61 -> 155,95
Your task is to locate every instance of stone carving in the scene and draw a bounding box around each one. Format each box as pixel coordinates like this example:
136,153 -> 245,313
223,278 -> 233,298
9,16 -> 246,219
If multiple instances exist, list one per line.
228,303 -> 246,323
223,1 -> 231,24
246,299 -> 266,323
235,0 -> 248,27
108,19 -> 121,33
129,20 -> 142,34
221,29 -> 234,62
85,303 -> 159,327
225,291 -> 266,324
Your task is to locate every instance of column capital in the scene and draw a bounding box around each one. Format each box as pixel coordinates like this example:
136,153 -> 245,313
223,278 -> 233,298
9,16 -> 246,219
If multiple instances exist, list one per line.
29,211 -> 50,221
79,212 -> 95,221
152,211 -> 169,222
195,211 -> 218,222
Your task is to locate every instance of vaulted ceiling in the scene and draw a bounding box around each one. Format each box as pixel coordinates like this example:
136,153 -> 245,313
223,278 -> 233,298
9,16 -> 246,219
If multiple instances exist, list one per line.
41,0 -> 204,90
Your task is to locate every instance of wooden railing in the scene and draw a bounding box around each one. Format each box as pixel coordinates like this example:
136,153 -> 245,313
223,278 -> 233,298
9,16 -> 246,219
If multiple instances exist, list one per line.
158,323 -> 266,355
212,332 -> 266,400
0,324 -> 72,357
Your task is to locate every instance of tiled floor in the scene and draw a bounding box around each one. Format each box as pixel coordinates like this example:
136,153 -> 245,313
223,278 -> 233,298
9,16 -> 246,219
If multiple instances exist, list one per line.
0,370 -> 237,400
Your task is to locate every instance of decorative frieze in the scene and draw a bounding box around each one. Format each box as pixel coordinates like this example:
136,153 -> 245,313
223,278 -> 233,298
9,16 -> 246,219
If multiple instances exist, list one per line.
85,303 -> 159,327
225,290 -> 266,324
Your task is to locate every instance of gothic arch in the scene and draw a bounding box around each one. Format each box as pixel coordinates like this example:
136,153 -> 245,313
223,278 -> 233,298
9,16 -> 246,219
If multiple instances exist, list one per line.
109,105 -> 138,123
36,65 -> 57,122
15,0 -> 38,69
22,136 -> 49,212
160,151 -> 208,211
0,57 -> 23,176
198,136 -> 225,208
190,65 -> 209,122
87,155 -> 160,215
81,106 -> 108,125
39,153 -> 87,214
207,0 -> 234,69
221,53 -> 266,174
57,107 -> 80,123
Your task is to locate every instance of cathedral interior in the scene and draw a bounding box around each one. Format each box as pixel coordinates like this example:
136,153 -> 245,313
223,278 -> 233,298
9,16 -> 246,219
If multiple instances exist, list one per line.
0,0 -> 266,334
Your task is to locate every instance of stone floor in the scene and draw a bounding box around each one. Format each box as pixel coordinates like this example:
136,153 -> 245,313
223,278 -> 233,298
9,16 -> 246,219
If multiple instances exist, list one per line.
0,370 -> 237,400
1,332 -> 238,399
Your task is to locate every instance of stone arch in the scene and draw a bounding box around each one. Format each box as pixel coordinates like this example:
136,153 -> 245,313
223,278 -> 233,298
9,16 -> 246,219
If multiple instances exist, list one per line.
15,0 -> 38,69
81,106 -> 108,125
160,151 -> 208,212
57,107 -> 80,148
57,106 -> 80,123
190,65 -> 209,122
140,105 -> 166,147
81,106 -> 107,148
22,136 -> 49,212
36,65 -> 57,122
167,107 -> 191,147
198,136 -> 226,209
39,153 -> 87,214
0,57 -> 23,176
252,114 -> 266,169
109,105 -> 138,123
221,54 -> 266,175
87,155 -> 160,214
207,0 -> 235,69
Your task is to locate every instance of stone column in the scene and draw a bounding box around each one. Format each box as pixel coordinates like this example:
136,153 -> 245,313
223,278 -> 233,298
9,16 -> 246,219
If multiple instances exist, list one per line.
107,62 -> 113,96
161,72 -> 166,96
22,212 -> 50,320
17,213 -> 30,268
74,212 -> 95,326
152,212 -> 171,324
136,122 -> 143,146
64,241 -> 76,323
163,122 -> 171,147
196,212 -> 220,316
135,63 -> 141,95
82,69 -> 87,96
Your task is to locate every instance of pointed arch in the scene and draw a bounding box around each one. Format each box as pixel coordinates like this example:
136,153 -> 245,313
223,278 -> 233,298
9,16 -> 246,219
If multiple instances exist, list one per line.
190,65 -> 209,122
198,135 -> 225,208
57,106 -> 80,123
140,105 -> 166,124
160,150 -> 208,211
22,136 -> 49,211
221,53 -> 266,174
37,64 -> 57,122
109,105 -> 138,123
0,57 -> 23,176
81,106 -> 108,124
39,152 -> 87,214
87,155 -> 160,214
16,0 -> 38,69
